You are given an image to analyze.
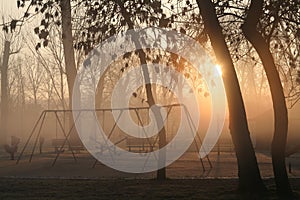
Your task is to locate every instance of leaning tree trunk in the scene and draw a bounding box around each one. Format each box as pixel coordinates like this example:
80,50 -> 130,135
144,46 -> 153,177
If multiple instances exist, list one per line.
117,3 -> 167,180
242,0 -> 293,197
60,0 -> 80,145
1,40 -> 10,145
196,0 -> 266,194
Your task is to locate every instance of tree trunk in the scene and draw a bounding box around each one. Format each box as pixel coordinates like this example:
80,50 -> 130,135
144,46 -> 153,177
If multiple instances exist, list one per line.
136,49 -> 167,180
196,0 -> 266,194
1,40 -> 10,145
60,0 -> 80,144
242,0 -> 293,198
117,3 -> 167,180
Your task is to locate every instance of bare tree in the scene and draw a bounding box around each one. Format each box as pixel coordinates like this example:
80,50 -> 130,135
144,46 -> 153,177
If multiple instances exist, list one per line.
24,56 -> 45,106
0,27 -> 21,145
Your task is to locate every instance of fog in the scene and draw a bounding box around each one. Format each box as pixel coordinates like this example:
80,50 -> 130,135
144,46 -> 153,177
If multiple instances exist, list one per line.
3,78 -> 299,153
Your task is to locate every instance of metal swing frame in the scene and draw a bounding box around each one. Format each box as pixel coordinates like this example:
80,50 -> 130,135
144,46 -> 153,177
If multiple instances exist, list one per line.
16,104 -> 212,171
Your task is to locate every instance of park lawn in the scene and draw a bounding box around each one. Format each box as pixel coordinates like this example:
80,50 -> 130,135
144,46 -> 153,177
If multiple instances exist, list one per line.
0,178 -> 299,200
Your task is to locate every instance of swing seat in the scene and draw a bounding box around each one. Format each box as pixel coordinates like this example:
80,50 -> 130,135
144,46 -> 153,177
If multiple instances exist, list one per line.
126,137 -> 157,153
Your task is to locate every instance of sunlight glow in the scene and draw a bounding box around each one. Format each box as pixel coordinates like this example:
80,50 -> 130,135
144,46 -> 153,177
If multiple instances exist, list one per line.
215,64 -> 222,76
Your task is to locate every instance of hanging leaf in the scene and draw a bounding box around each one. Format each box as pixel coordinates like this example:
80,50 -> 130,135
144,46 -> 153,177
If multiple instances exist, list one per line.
43,39 -> 49,47
45,12 -> 51,19
34,27 -> 39,34
54,11 -> 59,17
41,19 -> 46,26
35,43 -> 41,51
55,20 -> 61,26
180,27 -> 186,34
39,30 -> 49,39
10,20 -> 18,31
3,26 -> 8,33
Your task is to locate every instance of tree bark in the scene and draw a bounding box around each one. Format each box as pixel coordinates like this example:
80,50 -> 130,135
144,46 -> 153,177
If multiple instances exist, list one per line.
196,0 -> 266,194
1,40 -> 10,145
136,49 -> 167,180
60,0 -> 80,144
242,0 -> 293,198
117,3 -> 167,180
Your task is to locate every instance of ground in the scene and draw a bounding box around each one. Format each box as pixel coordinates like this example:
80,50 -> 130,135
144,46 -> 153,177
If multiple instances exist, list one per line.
1,150 -> 300,199
0,178 -> 300,199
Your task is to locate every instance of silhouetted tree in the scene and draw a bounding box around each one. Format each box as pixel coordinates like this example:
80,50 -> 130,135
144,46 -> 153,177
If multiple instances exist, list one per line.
196,0 -> 266,195
242,0 -> 293,197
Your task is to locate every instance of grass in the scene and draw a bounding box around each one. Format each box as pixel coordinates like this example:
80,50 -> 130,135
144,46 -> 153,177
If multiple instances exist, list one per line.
0,178 -> 299,200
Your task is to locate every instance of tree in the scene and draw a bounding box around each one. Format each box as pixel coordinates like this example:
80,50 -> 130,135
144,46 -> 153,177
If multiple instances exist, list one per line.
58,0 -> 80,144
242,0 -> 293,197
1,39 -> 10,145
24,28 -> 68,110
59,0 -> 76,109
10,57 -> 26,111
24,56 -> 45,106
76,0 -> 173,180
196,0 -> 266,195
13,0 -> 83,144
0,30 -> 20,145
114,1 -> 167,180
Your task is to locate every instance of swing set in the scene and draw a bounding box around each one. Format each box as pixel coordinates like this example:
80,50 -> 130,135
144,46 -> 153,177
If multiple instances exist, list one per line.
16,104 -> 212,171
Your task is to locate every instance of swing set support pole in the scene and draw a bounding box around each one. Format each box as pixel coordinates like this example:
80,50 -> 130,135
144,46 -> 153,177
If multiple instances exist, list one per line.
52,111 -> 81,166
16,111 -> 46,164
29,112 -> 47,163
54,111 -> 77,163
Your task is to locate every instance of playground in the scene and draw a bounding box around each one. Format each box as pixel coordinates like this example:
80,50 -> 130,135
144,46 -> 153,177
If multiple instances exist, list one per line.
1,104 -> 300,179
1,105 -> 300,199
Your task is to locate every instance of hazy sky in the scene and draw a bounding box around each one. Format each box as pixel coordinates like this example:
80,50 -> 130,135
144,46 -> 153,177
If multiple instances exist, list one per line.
0,0 -> 23,21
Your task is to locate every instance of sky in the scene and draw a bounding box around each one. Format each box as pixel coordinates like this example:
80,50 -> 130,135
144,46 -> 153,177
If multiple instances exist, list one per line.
0,0 -> 299,142
0,0 -> 21,20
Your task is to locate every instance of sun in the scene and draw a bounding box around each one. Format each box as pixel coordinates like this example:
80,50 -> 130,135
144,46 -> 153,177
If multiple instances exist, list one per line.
215,64 -> 222,76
